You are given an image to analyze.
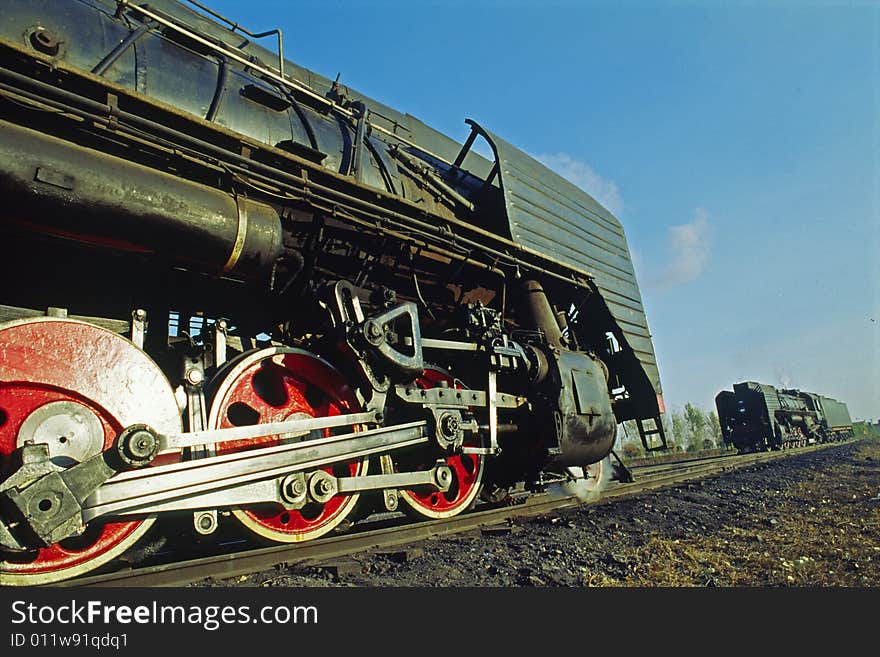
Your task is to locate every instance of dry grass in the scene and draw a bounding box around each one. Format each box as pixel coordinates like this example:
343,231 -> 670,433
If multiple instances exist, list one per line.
582,441 -> 880,587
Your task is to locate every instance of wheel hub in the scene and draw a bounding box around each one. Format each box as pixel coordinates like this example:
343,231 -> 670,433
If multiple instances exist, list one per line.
16,401 -> 104,465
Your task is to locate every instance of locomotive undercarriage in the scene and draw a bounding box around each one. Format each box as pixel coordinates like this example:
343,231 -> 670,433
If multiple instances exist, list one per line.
0,229 -> 619,584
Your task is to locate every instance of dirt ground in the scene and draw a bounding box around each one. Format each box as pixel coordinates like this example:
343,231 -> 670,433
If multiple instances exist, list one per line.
207,438 -> 879,587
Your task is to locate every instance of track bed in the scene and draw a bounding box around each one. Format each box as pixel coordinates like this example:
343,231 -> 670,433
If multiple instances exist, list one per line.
225,439 -> 875,587
51,440 -> 874,587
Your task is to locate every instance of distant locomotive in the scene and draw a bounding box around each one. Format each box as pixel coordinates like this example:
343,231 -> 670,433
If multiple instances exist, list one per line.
715,382 -> 853,452
0,0 -> 667,584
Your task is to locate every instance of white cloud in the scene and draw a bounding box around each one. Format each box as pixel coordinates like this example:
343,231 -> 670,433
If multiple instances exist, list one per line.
535,152 -> 624,216
657,207 -> 712,287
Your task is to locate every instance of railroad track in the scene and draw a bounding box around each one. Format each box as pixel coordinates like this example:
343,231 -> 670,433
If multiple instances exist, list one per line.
51,441 -> 848,588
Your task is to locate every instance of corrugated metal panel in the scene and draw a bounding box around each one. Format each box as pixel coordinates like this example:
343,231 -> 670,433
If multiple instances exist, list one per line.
737,382 -> 780,420
471,124 -> 660,394
818,396 -> 852,429
759,383 -> 781,418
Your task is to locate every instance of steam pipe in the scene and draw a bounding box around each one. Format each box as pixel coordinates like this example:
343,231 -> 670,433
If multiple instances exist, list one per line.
519,280 -> 564,350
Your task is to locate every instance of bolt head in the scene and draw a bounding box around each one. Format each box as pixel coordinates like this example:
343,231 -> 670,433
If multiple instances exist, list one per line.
129,431 -> 156,457
186,368 -> 204,385
440,413 -> 460,436
30,29 -> 60,55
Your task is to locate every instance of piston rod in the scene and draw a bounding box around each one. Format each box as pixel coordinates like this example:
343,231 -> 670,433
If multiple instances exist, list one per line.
83,421 -> 427,521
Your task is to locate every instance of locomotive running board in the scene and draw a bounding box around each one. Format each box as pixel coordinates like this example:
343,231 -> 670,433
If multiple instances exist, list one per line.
82,421 -> 428,522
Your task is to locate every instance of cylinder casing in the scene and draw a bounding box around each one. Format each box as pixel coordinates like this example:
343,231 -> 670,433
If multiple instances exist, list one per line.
0,120 -> 282,278
542,350 -> 617,469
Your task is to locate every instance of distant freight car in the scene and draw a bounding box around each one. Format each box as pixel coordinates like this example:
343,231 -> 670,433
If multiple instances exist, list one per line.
811,395 -> 854,440
715,382 -> 853,452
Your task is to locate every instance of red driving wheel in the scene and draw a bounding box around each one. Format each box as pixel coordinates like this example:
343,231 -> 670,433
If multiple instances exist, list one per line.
0,318 -> 181,585
209,348 -> 367,542
397,369 -> 484,518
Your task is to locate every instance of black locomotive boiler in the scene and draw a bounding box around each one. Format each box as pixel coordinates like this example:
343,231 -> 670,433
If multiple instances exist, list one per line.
715,382 -> 853,452
0,0 -> 666,584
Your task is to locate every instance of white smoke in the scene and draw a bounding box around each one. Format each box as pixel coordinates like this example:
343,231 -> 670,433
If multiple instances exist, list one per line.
546,462 -> 612,504
775,366 -> 793,389
535,152 -> 624,216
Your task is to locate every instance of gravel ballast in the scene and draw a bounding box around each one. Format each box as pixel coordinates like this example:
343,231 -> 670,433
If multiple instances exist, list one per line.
203,439 -> 879,587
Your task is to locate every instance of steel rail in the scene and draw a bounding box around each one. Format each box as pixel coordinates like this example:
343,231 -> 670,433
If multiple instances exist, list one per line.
49,441 -> 852,588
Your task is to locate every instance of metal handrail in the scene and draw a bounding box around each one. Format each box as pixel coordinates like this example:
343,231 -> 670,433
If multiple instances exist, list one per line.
116,1 -> 458,168
183,0 -> 284,79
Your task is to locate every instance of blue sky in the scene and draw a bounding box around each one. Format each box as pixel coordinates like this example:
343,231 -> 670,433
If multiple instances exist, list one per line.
201,0 -> 878,420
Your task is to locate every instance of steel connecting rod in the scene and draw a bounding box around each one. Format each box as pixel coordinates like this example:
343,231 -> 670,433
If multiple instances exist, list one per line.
83,421 -> 428,522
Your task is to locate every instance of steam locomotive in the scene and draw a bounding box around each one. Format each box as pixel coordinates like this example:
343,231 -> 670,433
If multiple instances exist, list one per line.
715,382 -> 853,452
0,0 -> 666,584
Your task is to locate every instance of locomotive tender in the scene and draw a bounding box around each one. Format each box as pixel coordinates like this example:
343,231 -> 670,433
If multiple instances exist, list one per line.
715,382 -> 853,452
0,0 -> 666,584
